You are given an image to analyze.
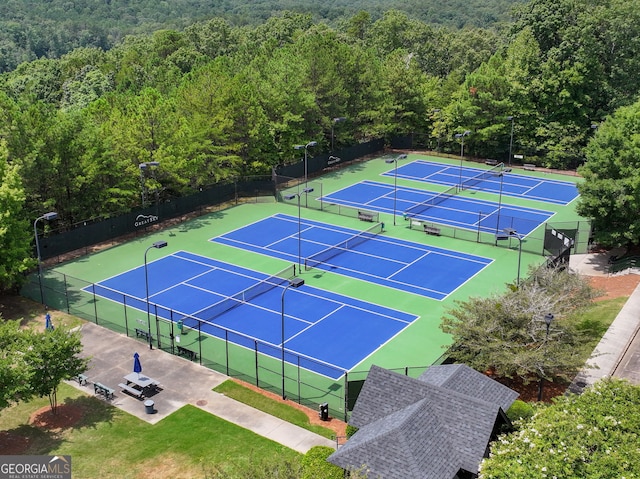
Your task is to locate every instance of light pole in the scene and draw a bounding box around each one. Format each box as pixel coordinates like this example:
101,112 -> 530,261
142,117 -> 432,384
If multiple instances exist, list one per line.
430,109 -> 441,151
281,276 -> 305,399
33,212 -> 58,304
496,227 -> 523,288
454,131 -> 471,188
293,141 -> 317,188
537,313 -> 555,401
144,240 -> 168,350
507,116 -> 514,166
384,154 -> 408,225
284,188 -> 314,272
331,117 -> 346,152
139,161 -> 160,207
494,168 -> 512,239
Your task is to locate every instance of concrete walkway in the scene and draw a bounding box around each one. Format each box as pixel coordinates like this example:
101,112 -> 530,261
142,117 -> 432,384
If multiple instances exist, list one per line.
568,250 -> 640,393
69,322 -> 335,453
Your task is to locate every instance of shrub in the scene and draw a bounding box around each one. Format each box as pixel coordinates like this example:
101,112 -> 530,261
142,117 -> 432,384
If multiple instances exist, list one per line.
505,399 -> 535,422
301,446 -> 343,479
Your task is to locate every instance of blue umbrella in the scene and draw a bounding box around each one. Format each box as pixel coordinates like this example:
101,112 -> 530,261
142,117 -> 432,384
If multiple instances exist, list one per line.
133,352 -> 142,376
45,313 -> 54,331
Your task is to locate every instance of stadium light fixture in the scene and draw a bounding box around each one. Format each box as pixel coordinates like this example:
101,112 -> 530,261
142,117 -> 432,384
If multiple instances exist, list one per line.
284,188 -> 314,271
281,276 -> 305,399
384,154 -> 408,226
144,240 -> 168,350
294,141 -> 318,187
34,212 -> 59,304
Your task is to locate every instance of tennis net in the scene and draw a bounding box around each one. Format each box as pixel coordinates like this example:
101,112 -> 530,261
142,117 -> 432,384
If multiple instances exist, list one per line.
459,162 -> 504,192
196,264 -> 295,323
403,184 -> 459,219
304,222 -> 383,271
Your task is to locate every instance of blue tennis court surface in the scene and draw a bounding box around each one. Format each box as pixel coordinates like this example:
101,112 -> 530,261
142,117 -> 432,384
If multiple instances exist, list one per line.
212,213 -> 492,301
86,250 -> 418,379
382,159 -> 579,205
322,180 -> 554,235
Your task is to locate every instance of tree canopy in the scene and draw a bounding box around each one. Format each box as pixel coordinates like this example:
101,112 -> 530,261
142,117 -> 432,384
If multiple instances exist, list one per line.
0,0 -> 640,288
440,267 -> 597,383
0,318 -> 88,411
0,0 -> 523,73
577,99 -> 640,246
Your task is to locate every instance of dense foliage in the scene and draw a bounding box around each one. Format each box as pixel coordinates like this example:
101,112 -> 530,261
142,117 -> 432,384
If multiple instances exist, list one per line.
0,0 -> 523,72
480,379 -> 640,478
440,267 -> 597,383
0,140 -> 33,291
0,0 -> 640,289
0,319 -> 88,411
577,98 -> 640,246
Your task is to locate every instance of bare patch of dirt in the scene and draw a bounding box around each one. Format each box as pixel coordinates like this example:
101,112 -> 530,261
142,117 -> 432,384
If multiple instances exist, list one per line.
589,274 -> 640,302
29,403 -> 84,431
0,431 -> 31,454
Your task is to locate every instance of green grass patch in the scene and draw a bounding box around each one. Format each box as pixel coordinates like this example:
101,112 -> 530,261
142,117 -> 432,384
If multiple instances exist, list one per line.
572,297 -> 628,348
0,383 -> 300,479
214,380 -> 335,439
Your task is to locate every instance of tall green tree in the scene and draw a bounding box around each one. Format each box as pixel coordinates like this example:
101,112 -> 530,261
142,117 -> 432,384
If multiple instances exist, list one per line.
577,100 -> 640,246
0,319 -> 32,409
23,325 -> 88,414
0,140 -> 32,292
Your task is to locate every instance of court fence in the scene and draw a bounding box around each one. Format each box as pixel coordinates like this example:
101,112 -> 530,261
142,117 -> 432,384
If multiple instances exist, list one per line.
22,269 -> 429,422
37,138 -> 387,263
406,215 -> 591,258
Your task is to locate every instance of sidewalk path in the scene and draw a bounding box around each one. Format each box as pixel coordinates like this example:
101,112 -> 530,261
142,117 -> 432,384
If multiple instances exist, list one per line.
69,322 -> 336,453
568,251 -> 640,393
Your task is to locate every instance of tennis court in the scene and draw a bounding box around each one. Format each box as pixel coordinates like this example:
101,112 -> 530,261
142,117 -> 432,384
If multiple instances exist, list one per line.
321,180 -> 554,235
86,250 -> 417,379
382,159 -> 579,205
211,213 -> 493,301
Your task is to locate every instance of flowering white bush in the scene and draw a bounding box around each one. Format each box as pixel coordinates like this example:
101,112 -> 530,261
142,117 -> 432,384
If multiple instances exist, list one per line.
480,379 -> 640,478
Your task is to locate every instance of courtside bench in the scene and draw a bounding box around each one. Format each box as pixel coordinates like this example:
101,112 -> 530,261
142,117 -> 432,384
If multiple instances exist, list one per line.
358,211 -> 375,222
177,345 -> 197,361
135,328 -> 153,342
94,382 -> 114,400
523,163 -> 536,171
424,225 -> 441,236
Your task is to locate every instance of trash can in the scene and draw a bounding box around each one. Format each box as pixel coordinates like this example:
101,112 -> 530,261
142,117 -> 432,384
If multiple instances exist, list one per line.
144,399 -> 155,414
319,403 -> 329,421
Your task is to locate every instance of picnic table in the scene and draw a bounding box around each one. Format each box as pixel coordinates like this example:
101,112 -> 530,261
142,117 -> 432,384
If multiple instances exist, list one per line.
123,372 -> 159,390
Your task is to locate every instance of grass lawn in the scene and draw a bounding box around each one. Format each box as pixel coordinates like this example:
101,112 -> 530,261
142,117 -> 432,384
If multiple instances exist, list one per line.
214,380 -> 335,439
0,383 -> 300,479
573,297 -> 628,344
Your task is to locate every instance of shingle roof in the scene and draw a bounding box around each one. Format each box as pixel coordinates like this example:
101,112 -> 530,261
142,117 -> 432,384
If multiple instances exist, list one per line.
328,364 -> 519,479
419,363 -> 520,412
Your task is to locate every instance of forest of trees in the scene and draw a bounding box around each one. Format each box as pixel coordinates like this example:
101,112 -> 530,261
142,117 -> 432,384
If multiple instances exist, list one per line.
1,0 -> 640,288
0,0 -> 523,72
